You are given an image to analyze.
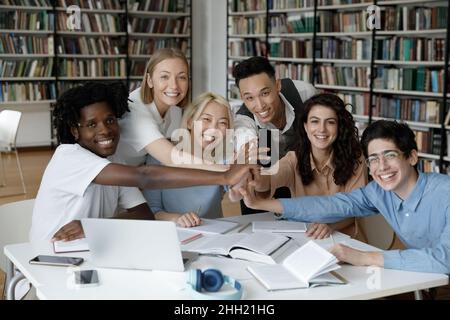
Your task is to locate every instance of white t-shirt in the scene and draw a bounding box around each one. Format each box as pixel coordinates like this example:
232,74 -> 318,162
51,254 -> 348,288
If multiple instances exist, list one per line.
29,144 -> 146,242
115,87 -> 183,166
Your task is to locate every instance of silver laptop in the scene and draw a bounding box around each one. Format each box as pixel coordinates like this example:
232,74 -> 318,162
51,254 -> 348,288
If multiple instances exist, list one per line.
81,219 -> 185,272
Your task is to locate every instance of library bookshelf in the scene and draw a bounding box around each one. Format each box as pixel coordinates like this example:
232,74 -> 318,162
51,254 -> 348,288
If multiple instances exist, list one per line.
0,0 -> 191,147
227,0 -> 450,173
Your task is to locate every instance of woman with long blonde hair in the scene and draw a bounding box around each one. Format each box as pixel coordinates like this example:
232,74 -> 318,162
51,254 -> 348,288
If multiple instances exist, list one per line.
143,92 -> 235,227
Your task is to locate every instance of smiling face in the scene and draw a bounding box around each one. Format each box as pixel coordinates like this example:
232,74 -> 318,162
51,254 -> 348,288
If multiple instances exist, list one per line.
147,58 -> 189,110
189,101 -> 230,151
304,105 -> 338,154
367,138 -> 418,198
238,73 -> 283,126
70,102 -> 119,158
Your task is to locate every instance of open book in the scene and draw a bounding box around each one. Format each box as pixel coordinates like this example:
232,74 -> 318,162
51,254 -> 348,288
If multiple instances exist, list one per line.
247,240 -> 344,290
185,232 -> 291,264
252,220 -> 307,233
182,218 -> 239,234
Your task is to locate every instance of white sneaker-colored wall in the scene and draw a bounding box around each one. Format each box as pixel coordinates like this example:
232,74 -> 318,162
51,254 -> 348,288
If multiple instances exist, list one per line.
192,0 -> 227,98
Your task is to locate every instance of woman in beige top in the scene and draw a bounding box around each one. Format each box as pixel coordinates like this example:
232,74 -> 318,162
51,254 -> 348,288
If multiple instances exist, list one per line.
250,93 -> 368,239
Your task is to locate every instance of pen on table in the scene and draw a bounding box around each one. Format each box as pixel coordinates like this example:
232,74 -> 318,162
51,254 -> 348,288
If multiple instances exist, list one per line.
330,233 -> 335,245
237,222 -> 251,233
181,233 -> 203,245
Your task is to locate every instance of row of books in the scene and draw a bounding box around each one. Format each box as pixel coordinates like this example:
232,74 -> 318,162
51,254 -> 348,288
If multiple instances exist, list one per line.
417,159 -> 441,173
383,6 -> 448,31
128,38 -> 188,55
229,16 -> 266,35
128,17 -> 189,34
128,0 -> 188,12
0,59 -> 53,78
317,0 -> 371,5
231,0 -> 267,12
272,13 -> 315,34
56,0 -> 122,10
318,11 -> 368,33
336,92 -> 368,117
0,35 -> 53,55
57,58 -> 126,77
269,38 -> 311,58
269,0 -> 314,9
129,61 -> 147,76
1,0 -> 52,6
374,38 -> 446,62
232,0 -> 371,11
274,63 -> 312,82
373,97 -> 441,124
56,36 -> 124,55
228,38 -> 268,57
373,67 -> 445,93
56,12 -> 123,33
317,65 -> 370,87
56,79 -> 126,94
0,11 -> 54,31
413,128 -> 442,155
0,82 -> 56,103
316,38 -> 370,60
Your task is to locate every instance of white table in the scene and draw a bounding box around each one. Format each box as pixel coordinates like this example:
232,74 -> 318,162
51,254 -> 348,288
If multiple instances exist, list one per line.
4,213 -> 449,300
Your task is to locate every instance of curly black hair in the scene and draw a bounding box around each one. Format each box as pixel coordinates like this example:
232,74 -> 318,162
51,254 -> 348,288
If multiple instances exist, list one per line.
53,81 -> 130,144
294,93 -> 363,186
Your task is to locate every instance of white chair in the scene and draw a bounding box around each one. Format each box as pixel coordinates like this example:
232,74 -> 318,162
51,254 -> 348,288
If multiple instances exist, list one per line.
0,199 -> 35,299
0,110 -> 26,195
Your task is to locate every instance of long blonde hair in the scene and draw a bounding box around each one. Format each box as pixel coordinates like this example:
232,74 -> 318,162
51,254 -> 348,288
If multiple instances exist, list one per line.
180,92 -> 234,130
140,48 -> 190,107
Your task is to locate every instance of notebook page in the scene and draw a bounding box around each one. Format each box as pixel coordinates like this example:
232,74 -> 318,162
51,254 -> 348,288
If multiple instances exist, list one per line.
185,233 -> 246,255
283,240 -> 338,282
233,232 -> 289,255
247,264 -> 308,291
252,221 -> 307,233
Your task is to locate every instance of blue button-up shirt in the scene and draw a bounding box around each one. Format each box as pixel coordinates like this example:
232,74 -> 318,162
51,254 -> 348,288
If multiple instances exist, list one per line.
280,172 -> 450,274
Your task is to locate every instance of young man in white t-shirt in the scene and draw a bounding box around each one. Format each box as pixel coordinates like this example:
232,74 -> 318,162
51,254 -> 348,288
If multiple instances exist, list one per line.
30,82 -> 256,242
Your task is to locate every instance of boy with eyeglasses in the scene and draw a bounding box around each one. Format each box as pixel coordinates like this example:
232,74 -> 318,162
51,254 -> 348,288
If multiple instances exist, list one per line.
238,120 -> 450,274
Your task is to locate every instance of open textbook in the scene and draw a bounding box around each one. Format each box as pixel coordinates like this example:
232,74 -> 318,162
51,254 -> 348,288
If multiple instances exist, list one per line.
252,220 -> 307,233
184,232 -> 295,264
247,240 -> 345,290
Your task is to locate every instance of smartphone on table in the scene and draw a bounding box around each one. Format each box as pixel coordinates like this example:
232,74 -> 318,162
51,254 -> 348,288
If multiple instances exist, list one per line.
73,270 -> 99,288
29,255 -> 84,267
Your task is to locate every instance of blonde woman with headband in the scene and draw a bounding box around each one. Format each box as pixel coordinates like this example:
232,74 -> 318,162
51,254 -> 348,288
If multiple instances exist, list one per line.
143,92 -> 236,227
115,48 -> 227,170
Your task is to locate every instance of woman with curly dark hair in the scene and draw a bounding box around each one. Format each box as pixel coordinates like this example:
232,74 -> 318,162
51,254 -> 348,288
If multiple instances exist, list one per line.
248,93 -> 368,240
